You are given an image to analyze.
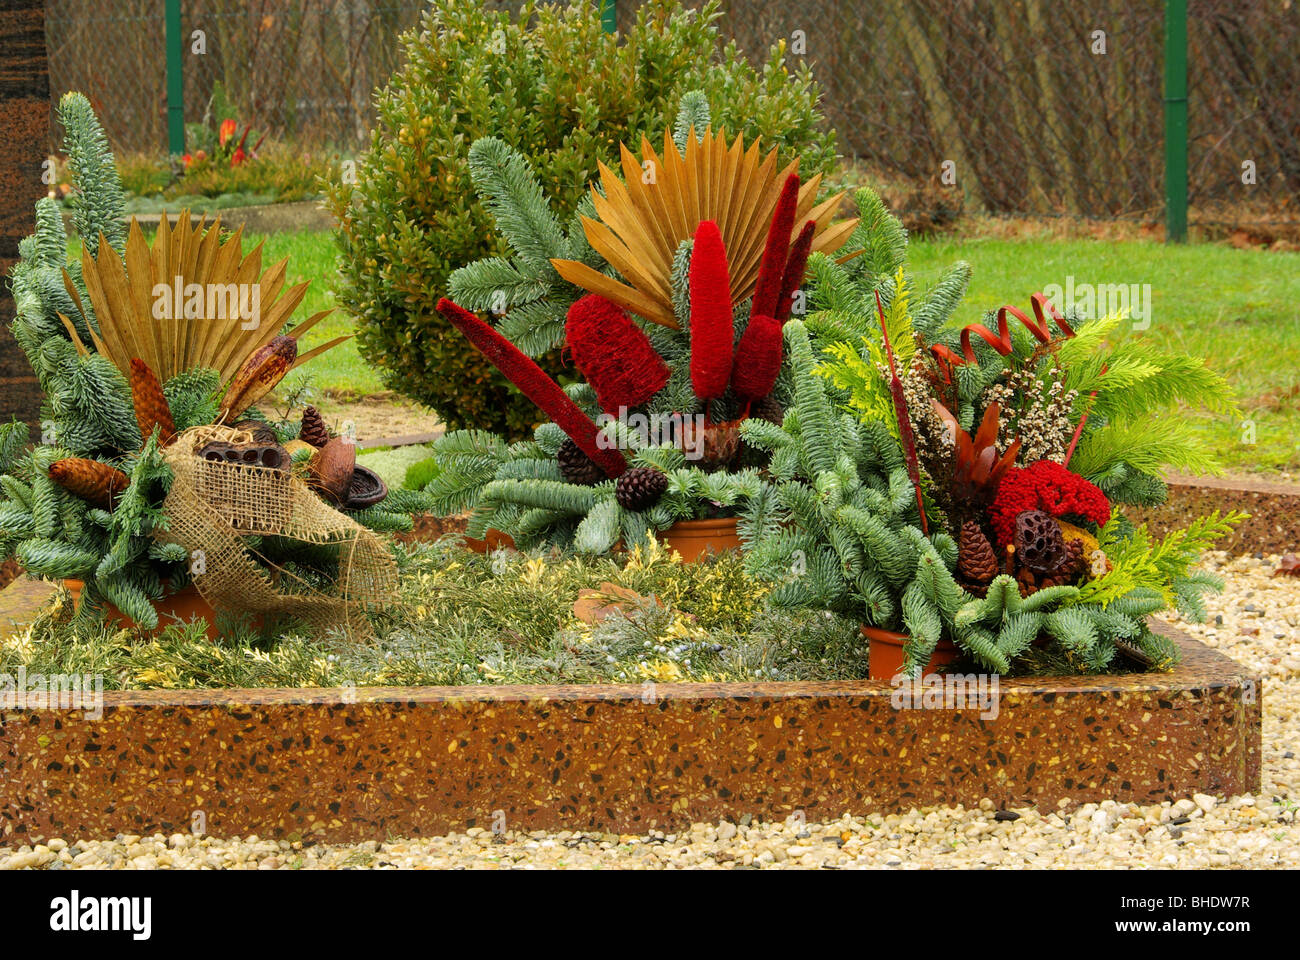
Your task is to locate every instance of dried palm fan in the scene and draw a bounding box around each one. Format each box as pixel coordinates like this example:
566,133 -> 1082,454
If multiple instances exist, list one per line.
551,127 -> 859,329
59,210 -> 346,391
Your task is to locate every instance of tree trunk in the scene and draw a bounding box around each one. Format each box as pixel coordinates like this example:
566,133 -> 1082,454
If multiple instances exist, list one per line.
893,0 -> 989,211
0,0 -> 50,433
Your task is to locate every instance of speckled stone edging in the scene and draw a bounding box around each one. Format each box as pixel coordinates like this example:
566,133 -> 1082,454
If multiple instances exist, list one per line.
0,623 -> 1260,843
1134,473 -> 1300,554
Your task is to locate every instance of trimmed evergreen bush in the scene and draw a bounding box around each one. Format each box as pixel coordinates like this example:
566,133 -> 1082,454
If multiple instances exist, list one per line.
327,0 -> 838,439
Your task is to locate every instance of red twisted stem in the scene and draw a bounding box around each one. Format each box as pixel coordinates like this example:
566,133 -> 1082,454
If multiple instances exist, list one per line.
929,292 -> 1074,383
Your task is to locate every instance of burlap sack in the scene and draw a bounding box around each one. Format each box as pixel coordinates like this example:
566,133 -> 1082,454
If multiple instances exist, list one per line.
158,425 -> 396,639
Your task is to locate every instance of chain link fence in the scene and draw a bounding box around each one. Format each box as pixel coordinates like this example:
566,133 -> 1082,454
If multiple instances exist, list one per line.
44,0 -> 1300,231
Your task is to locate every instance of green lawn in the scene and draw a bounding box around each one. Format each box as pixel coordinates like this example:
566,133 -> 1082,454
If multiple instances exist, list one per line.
247,231 -> 388,397
258,230 -> 1300,474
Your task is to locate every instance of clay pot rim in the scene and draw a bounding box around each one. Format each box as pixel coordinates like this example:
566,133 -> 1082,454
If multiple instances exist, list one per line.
860,625 -> 958,650
662,516 -> 740,532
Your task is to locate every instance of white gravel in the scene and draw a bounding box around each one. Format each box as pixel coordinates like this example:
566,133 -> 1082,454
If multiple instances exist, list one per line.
3,551 -> 1297,870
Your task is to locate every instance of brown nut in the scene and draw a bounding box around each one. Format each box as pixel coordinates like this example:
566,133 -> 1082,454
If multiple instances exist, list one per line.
306,436 -> 356,504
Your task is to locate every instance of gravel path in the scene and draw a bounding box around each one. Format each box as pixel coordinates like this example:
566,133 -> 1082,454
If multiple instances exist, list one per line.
3,551 -> 1296,870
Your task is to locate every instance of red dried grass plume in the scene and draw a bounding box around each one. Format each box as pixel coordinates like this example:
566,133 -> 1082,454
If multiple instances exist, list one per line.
436,298 -> 627,478
752,173 -> 801,319
688,220 -> 734,403
730,314 -> 783,401
565,294 -> 669,414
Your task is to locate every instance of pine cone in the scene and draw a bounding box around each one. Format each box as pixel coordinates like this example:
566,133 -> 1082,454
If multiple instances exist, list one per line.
1015,565 -> 1039,598
557,438 -> 605,486
751,394 -> 784,426
615,466 -> 668,511
679,418 -> 741,468
957,520 -> 998,584
1014,509 -> 1067,575
48,458 -> 130,509
128,358 -> 176,446
299,405 -> 331,448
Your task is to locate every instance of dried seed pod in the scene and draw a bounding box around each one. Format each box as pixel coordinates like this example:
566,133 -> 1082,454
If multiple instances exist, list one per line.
306,436 -> 356,504
197,441 -> 291,473
219,335 -> 298,422
48,458 -> 130,509
344,465 -> 388,509
1014,509 -> 1067,575
128,358 -> 176,446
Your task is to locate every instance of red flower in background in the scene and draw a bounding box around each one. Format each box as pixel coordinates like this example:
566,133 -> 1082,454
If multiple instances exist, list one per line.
218,118 -> 237,146
990,459 -> 1111,545
230,147 -> 246,167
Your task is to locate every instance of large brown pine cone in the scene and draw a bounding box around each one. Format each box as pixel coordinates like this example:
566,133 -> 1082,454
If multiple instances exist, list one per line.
557,438 -> 605,486
957,520 -> 998,584
615,466 -> 668,511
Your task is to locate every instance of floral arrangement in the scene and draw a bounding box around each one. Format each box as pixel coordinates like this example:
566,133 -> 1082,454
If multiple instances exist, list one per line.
738,193 -> 1245,676
0,95 -> 421,634
424,92 -> 871,552
182,115 -> 265,172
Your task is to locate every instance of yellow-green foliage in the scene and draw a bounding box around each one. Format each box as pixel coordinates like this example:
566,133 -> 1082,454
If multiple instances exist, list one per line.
814,267 -> 915,437
1074,509 -> 1247,608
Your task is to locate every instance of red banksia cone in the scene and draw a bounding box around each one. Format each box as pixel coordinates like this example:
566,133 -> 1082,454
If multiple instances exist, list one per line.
729,313 -> 783,400
565,294 -> 669,413
688,220 -> 734,404
752,173 -> 800,319
437,298 -> 627,478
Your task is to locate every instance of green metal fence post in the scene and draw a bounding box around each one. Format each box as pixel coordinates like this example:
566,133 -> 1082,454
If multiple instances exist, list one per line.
600,0 -> 617,34
166,0 -> 185,156
1163,0 -> 1189,243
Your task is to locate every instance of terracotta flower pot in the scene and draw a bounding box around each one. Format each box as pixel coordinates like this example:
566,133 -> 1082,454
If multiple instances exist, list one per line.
862,625 -> 961,681
63,579 -> 223,641
462,528 -> 516,554
656,517 -> 742,562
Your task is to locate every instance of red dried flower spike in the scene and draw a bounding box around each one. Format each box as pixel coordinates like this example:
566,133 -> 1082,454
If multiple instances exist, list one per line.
689,220 -> 734,405
730,313 -> 783,401
752,173 -> 801,319
565,294 -> 669,414
436,298 -> 627,478
775,220 -> 816,324
989,459 -> 1111,546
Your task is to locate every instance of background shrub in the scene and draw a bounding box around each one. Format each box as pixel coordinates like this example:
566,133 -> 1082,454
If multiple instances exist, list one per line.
326,0 -> 838,439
